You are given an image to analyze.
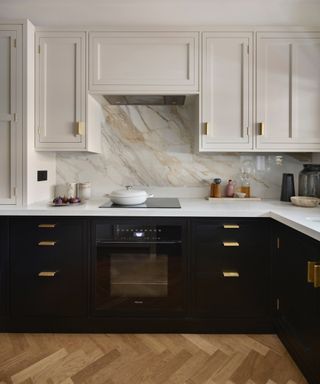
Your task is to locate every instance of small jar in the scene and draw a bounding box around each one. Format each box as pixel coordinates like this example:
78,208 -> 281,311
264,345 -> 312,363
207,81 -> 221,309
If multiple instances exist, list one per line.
78,182 -> 91,200
210,178 -> 222,198
240,180 -> 251,198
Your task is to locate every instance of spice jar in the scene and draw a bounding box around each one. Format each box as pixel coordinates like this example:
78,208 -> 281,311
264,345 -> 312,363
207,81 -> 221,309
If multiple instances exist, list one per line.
210,178 -> 222,198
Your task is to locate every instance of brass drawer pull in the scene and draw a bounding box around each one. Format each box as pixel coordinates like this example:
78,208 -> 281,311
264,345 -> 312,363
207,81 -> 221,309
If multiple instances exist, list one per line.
223,271 -> 240,278
38,271 -> 57,277
307,261 -> 316,283
223,242 -> 239,247
38,241 -> 56,246
38,224 -> 56,228
75,121 -> 85,136
223,225 -> 240,229
314,265 -> 320,288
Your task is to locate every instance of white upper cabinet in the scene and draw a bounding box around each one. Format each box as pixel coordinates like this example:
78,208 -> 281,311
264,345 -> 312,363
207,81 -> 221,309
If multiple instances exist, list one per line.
0,26 -> 22,204
256,32 -> 320,151
201,32 -> 253,151
89,31 -> 199,93
35,32 -> 87,150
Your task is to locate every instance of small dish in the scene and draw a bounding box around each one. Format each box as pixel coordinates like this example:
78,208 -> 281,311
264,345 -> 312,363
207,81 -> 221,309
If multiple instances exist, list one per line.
290,196 -> 319,208
49,202 -> 84,207
234,192 -> 246,198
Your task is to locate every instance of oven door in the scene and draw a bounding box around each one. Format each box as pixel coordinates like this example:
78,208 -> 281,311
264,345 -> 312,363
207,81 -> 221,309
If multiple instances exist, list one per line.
94,241 -> 185,315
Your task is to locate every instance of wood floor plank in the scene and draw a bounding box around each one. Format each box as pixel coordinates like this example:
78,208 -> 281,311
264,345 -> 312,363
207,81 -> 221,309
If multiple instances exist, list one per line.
0,333 -> 307,384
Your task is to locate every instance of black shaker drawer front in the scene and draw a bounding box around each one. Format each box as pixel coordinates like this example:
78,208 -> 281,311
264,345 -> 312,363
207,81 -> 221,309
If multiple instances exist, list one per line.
191,218 -> 271,318
10,217 -> 88,317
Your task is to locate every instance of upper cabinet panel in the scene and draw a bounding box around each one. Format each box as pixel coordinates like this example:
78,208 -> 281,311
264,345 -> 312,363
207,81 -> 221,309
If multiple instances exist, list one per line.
89,32 -> 199,93
256,32 -> 320,151
35,32 -> 86,150
0,26 -> 21,205
200,32 -> 253,151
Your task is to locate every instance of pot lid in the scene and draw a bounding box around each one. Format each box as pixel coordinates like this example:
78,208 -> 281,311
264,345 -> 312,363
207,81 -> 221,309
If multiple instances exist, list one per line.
109,186 -> 148,198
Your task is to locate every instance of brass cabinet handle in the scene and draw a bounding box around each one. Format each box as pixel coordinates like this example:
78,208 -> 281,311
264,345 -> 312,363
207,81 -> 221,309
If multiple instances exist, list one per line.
314,265 -> 320,288
75,121 -> 85,136
223,242 -> 239,247
258,122 -> 265,136
223,271 -> 240,278
223,225 -> 240,229
307,261 -> 316,283
38,271 -> 58,277
204,122 -> 209,135
38,224 -> 56,228
38,241 -> 56,246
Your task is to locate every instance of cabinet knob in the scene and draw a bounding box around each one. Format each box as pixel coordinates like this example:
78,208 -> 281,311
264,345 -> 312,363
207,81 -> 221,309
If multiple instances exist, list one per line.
258,122 -> 265,136
38,241 -> 56,246
223,271 -> 240,278
75,121 -> 85,136
38,271 -> 58,278
223,241 -> 239,247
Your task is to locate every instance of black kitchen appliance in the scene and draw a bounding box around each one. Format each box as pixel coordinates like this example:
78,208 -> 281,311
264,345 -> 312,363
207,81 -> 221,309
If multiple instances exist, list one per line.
93,219 -> 186,315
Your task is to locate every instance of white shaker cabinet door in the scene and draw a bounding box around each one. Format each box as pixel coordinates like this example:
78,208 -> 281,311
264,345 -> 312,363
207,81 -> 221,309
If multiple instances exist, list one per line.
256,32 -> 320,151
0,27 -> 21,204
89,32 -> 199,93
201,32 -> 253,151
36,32 -> 86,150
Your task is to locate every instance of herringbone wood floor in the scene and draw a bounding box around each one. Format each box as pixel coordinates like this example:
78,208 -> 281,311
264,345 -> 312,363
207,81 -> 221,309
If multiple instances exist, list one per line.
0,333 -> 307,384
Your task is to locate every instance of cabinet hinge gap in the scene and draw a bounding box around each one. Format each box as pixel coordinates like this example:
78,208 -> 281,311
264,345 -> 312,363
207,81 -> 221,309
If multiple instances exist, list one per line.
13,113 -> 17,122
38,45 -> 40,54
247,45 -> 249,54
13,187 -> 16,196
13,38 -> 17,48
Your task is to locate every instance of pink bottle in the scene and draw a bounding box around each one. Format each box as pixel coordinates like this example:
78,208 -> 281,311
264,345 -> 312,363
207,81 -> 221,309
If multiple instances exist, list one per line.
225,180 -> 234,197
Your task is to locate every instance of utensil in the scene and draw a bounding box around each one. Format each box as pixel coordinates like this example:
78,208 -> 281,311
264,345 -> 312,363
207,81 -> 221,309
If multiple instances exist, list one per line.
280,173 -> 295,202
107,186 -> 153,205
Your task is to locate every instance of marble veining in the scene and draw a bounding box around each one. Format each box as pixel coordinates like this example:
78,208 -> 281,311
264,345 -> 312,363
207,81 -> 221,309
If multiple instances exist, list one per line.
56,96 -> 304,198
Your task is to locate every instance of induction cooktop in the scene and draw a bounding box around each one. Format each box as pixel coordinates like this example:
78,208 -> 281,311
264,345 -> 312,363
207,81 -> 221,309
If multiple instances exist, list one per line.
99,197 -> 181,208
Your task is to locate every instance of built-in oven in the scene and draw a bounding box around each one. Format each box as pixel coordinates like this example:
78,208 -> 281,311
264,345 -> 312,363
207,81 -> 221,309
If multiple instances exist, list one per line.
92,219 -> 186,315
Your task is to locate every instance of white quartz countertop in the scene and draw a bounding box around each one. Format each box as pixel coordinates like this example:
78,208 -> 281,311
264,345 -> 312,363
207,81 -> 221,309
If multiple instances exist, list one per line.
1,198 -> 320,241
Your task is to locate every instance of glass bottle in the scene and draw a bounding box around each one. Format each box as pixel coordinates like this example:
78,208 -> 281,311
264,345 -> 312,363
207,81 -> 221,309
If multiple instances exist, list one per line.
240,173 -> 251,198
298,164 -> 320,198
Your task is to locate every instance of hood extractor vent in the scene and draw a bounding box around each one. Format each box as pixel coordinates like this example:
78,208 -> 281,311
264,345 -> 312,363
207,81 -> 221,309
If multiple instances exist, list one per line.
103,95 -> 186,106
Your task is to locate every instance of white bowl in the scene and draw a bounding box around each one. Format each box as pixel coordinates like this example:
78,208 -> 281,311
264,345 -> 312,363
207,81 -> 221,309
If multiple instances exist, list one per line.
290,196 -> 320,208
107,186 -> 153,205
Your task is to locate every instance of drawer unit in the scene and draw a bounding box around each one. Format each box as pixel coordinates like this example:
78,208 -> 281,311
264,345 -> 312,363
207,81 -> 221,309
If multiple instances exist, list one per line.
0,218 -> 9,317
191,218 -> 271,318
10,218 -> 88,317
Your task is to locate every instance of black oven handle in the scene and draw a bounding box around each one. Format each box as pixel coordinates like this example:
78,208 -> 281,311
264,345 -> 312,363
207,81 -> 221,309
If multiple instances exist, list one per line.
96,240 -> 182,246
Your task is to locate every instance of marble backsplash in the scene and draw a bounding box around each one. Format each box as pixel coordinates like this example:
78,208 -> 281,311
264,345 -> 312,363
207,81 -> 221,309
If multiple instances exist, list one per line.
56,96 -> 306,199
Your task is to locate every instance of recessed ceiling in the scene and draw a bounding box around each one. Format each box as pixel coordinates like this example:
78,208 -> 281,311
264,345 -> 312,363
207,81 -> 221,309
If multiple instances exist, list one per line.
0,0 -> 320,26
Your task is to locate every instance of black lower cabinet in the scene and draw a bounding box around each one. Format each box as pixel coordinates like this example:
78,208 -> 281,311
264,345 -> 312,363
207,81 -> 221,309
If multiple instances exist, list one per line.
0,218 -> 9,320
274,223 -> 320,384
191,218 -> 272,331
10,217 -> 88,331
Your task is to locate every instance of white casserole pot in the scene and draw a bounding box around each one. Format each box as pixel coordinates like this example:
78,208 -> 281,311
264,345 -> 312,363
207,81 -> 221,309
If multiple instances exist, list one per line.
108,186 -> 153,205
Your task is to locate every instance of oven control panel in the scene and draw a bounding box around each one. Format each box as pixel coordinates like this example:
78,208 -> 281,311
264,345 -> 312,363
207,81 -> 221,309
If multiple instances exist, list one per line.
114,225 -> 163,241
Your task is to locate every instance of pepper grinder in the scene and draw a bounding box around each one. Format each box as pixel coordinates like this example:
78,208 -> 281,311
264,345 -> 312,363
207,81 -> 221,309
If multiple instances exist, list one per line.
210,178 -> 222,198
280,173 -> 295,202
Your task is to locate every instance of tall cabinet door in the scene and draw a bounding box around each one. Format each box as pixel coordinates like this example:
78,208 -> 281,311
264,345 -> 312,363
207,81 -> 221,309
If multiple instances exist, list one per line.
201,32 -> 253,151
35,32 -> 86,150
0,27 -> 21,205
256,32 -> 320,151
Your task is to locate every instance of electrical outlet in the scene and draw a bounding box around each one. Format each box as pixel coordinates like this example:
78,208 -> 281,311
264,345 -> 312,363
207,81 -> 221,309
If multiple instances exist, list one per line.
37,170 -> 48,182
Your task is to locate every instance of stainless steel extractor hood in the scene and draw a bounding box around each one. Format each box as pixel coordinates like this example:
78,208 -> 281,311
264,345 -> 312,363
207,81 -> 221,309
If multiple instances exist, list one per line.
103,95 -> 186,106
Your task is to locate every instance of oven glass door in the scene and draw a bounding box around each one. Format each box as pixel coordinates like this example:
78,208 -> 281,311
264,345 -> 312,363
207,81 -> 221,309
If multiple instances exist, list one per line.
95,242 -> 184,314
